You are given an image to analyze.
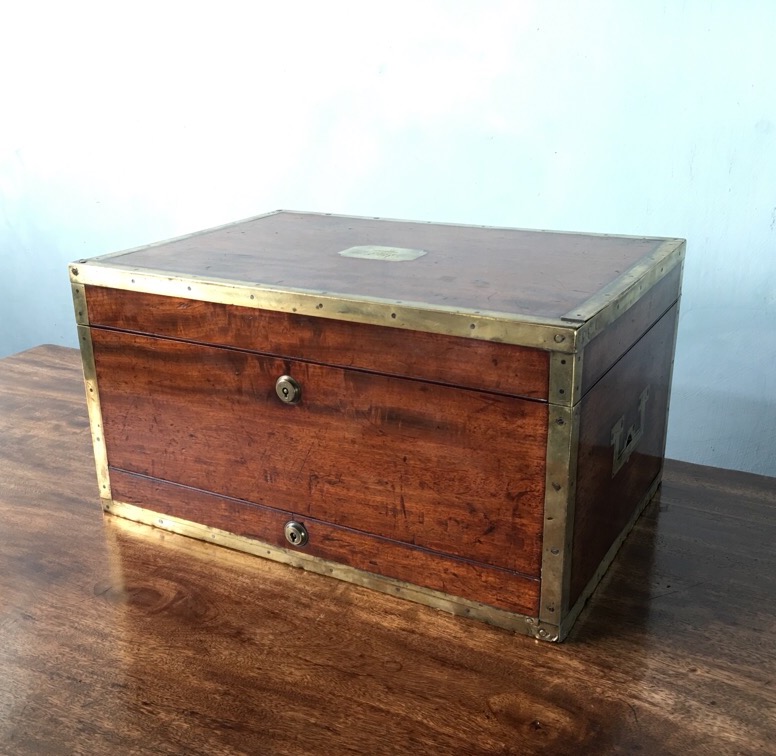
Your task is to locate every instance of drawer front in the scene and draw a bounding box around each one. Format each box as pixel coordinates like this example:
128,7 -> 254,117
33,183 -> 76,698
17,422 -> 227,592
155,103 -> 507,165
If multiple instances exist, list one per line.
109,469 -> 541,616
91,328 -> 547,576
85,286 -> 550,400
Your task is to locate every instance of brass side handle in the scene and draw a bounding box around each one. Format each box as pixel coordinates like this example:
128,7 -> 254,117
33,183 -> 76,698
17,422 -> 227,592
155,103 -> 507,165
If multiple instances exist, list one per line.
611,386 -> 650,476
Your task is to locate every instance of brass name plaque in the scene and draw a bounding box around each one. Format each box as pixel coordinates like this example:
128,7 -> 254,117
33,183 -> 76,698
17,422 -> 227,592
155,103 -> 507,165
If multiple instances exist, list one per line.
339,245 -> 427,262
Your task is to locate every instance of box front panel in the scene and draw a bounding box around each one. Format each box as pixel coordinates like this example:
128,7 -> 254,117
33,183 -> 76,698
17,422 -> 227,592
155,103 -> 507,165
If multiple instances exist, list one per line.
90,327 -> 548,578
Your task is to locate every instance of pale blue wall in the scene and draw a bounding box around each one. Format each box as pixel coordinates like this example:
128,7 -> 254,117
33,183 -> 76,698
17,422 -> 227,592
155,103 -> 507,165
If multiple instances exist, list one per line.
2,1 -> 775,475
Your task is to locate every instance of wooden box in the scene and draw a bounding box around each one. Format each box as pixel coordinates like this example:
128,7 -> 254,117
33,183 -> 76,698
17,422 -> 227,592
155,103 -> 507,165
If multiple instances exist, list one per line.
69,211 -> 684,641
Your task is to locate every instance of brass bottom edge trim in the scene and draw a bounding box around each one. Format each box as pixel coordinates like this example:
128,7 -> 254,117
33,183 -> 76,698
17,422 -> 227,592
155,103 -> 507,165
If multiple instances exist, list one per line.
560,470 -> 663,640
104,499 -> 548,640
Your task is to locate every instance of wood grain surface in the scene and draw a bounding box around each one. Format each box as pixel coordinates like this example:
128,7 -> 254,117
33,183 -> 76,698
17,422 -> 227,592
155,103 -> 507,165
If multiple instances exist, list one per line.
98,211 -> 671,319
571,305 -> 678,606
91,328 -> 548,576
2,345 -> 775,755
109,469 -> 541,616
581,263 -> 682,393
85,286 -> 550,400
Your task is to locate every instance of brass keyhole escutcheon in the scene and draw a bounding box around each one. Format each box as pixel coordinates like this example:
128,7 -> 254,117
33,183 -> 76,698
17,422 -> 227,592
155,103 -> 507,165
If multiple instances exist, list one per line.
275,375 -> 301,404
284,521 -> 308,547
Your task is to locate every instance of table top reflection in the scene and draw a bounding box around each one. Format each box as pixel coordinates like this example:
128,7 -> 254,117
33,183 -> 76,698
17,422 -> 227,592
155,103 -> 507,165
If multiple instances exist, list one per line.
1,345 -> 774,755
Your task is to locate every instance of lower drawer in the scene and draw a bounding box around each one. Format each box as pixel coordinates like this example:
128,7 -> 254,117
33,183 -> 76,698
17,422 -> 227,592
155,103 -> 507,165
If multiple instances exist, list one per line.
109,469 -> 541,616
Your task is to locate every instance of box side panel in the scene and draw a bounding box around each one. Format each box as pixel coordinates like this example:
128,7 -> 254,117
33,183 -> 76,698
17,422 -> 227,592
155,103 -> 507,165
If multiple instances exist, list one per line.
89,327 -> 548,577
580,263 -> 682,394
570,304 -> 679,607
84,287 -> 550,400
108,469 -> 540,617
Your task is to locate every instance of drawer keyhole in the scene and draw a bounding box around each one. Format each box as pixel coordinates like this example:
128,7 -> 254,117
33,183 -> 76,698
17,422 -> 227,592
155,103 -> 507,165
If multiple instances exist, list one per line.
284,521 -> 308,547
275,375 -> 302,404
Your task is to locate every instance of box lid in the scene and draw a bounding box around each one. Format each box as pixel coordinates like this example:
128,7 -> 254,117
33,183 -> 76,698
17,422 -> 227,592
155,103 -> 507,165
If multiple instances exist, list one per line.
70,210 -> 684,353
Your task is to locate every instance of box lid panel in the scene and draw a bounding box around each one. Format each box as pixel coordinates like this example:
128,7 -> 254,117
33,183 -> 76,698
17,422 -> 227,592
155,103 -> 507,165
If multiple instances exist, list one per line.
87,211 -> 678,323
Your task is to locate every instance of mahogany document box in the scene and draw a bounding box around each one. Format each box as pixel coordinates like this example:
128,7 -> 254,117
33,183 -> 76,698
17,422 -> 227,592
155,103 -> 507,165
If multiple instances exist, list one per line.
70,211 -> 684,641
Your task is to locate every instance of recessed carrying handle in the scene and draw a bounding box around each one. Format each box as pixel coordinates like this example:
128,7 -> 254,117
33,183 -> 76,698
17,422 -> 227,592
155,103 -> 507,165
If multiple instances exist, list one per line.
610,386 -> 650,476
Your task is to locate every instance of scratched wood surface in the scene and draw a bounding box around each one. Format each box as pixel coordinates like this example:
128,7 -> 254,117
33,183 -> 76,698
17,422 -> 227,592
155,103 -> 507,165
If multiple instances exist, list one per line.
109,469 -> 541,616
96,211 -> 670,319
85,286 -> 551,400
91,328 -> 548,577
1,345 -> 775,756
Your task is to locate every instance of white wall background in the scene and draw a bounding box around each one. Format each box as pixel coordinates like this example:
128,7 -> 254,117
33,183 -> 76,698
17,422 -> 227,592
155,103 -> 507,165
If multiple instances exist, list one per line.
1,1 -> 775,475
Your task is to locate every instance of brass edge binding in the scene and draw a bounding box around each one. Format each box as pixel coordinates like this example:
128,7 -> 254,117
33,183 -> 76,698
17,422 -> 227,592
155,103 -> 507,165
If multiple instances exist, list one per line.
566,239 -> 686,347
104,500 -> 540,638
548,351 -> 583,407
71,282 -> 89,325
68,263 -> 580,353
284,210 -> 686,242
83,210 -> 685,264
559,473 -> 662,640
538,396 -> 581,632
74,310 -> 111,500
659,282 -> 683,462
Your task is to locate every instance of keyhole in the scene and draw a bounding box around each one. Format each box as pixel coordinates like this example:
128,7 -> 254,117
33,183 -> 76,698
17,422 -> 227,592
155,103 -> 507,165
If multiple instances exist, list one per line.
284,521 -> 308,547
282,386 -> 289,397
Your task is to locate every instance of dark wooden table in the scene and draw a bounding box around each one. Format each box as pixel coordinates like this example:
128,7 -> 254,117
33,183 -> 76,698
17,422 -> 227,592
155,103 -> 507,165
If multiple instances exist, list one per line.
1,346 -> 774,755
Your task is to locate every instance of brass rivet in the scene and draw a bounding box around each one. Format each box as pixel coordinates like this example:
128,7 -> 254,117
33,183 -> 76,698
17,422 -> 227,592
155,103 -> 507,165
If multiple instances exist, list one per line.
70,267 -> 79,276
555,418 -> 565,425
552,482 -> 561,491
